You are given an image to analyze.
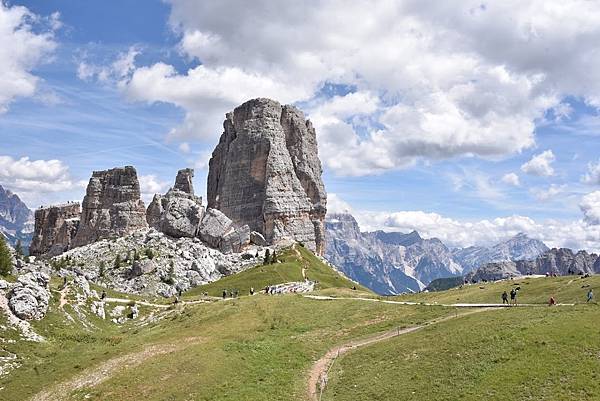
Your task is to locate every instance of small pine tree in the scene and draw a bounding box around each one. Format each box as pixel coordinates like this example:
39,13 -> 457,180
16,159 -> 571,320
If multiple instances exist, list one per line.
114,254 -> 122,269
99,261 -> 106,277
263,249 -> 271,265
133,249 -> 140,261
0,235 -> 12,276
14,240 -> 23,260
270,250 -> 277,264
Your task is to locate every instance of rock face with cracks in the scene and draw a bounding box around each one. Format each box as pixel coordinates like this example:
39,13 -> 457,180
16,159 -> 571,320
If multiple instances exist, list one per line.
207,98 -> 327,255
146,168 -> 204,238
30,203 -> 81,257
72,166 -> 147,248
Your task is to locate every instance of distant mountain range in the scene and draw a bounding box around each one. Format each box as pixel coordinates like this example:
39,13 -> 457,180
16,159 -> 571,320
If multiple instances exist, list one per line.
0,185 -> 34,249
325,212 -> 549,294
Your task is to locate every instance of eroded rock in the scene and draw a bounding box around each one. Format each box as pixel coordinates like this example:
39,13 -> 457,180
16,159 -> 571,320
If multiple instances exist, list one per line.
30,203 -> 80,257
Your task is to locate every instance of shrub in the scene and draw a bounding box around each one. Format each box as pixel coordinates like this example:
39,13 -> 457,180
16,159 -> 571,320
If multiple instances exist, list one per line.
0,235 -> 12,276
263,249 -> 271,265
114,254 -> 122,269
145,248 -> 155,260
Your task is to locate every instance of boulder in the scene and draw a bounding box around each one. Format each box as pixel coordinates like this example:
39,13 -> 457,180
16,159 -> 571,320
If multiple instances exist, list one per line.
250,231 -> 268,247
198,208 -> 234,248
72,166 -> 148,247
207,98 -> 327,255
130,259 -> 156,277
8,272 -> 50,320
220,225 -> 251,254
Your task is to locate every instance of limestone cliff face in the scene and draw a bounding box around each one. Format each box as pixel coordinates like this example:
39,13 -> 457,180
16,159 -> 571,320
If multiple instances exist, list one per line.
29,203 -> 80,257
207,98 -> 327,254
72,166 -> 147,247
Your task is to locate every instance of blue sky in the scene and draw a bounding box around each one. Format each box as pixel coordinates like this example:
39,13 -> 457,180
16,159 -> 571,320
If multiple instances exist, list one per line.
1,0 -> 600,250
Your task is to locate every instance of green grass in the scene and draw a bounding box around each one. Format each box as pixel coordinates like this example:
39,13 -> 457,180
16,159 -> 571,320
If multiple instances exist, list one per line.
185,245 -> 369,298
394,275 -> 600,305
324,305 -> 600,401
3,249 -> 600,401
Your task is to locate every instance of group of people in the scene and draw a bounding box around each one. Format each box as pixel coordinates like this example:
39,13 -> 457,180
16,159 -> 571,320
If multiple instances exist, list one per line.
501,288 -> 595,306
501,288 -> 520,305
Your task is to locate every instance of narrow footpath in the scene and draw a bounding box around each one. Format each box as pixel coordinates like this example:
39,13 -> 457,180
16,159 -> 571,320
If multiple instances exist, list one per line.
307,308 -> 493,401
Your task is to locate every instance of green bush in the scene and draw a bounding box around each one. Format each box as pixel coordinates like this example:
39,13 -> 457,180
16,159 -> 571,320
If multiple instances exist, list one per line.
0,235 -> 12,276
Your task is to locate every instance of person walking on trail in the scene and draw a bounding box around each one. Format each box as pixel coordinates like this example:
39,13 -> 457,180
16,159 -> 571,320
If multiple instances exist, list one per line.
549,296 -> 556,306
222,289 -> 227,299
510,288 -> 518,306
587,289 -> 594,303
502,291 -> 509,305
101,290 -> 106,300
250,287 -> 254,296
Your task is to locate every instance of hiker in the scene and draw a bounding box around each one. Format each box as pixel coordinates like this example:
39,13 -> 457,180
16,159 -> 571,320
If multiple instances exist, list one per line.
250,287 -> 254,296
549,296 -> 556,306
222,289 -> 227,299
352,286 -> 357,291
264,286 -> 269,295
101,290 -> 106,300
502,291 -> 509,305
587,289 -> 594,303
510,288 -> 518,306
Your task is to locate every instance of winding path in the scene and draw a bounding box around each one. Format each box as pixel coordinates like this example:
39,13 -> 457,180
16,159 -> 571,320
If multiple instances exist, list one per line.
306,308 -> 493,401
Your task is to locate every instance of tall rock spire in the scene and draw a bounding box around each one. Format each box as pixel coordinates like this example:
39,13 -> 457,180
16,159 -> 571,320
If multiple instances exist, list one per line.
207,98 -> 327,255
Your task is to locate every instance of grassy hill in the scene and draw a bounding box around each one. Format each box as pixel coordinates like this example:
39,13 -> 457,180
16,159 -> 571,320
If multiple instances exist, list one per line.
394,275 -> 600,305
185,244 -> 370,298
1,250 -> 599,401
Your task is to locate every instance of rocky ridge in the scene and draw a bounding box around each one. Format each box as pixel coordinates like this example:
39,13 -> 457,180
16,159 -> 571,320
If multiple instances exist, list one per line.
467,248 -> 600,282
0,185 -> 33,248
325,212 -> 550,294
207,98 -> 327,255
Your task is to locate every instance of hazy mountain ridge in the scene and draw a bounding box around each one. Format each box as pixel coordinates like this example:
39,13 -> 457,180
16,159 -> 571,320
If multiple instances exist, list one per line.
325,212 -> 549,295
0,185 -> 34,248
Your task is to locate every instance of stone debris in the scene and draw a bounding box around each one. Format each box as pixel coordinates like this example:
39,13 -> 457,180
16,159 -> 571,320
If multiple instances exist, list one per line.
207,98 -> 327,255
91,301 -> 106,320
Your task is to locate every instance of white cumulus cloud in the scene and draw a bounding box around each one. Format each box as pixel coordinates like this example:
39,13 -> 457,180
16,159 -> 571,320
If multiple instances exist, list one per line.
580,191 -> 600,225
582,160 -> 600,185
521,150 -> 555,177
502,173 -> 520,186
0,3 -> 59,112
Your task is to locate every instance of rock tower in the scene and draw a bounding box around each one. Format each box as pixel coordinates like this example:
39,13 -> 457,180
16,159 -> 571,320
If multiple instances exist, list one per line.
29,203 -> 81,256
207,98 -> 327,254
72,166 -> 147,247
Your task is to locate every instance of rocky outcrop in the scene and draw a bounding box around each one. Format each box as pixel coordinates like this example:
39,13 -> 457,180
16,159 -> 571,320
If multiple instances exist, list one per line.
8,272 -> 50,320
174,168 -> 194,194
29,203 -> 80,257
207,98 -> 327,255
146,169 -> 204,238
220,224 -> 251,254
72,166 -> 147,247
